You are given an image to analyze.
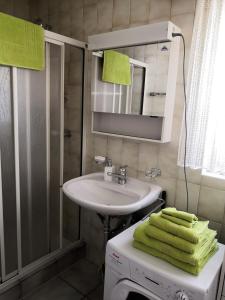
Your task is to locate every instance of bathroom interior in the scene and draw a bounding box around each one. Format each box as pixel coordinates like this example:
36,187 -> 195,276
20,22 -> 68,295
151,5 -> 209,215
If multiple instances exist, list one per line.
0,0 -> 225,299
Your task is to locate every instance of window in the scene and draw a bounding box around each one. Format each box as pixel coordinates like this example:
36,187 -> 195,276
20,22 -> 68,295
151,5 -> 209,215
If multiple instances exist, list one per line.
178,0 -> 225,177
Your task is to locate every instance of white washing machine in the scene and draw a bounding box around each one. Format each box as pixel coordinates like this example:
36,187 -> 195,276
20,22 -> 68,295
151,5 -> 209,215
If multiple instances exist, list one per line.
217,251 -> 225,300
104,221 -> 225,300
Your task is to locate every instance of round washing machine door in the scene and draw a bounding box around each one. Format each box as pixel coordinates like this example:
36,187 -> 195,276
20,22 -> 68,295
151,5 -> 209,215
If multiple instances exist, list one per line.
110,279 -> 162,300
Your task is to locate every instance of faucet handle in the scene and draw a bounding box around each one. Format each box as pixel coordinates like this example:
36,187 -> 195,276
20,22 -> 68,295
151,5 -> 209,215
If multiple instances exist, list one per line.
119,165 -> 128,175
145,168 -> 161,179
119,165 -> 128,169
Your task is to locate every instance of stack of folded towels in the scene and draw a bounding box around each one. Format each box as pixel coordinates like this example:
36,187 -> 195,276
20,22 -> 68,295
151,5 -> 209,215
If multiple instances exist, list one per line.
133,207 -> 218,275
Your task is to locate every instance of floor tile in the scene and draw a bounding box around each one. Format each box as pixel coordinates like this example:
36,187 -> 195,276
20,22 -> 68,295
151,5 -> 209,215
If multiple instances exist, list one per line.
59,259 -> 101,295
23,277 -> 82,300
87,284 -> 104,300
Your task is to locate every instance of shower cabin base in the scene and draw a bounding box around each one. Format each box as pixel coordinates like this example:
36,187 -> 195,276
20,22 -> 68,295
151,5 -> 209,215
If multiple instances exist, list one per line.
0,241 -> 85,300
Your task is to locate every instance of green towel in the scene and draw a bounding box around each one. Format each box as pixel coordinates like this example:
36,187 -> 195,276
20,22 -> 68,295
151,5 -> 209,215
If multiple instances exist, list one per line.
134,222 -> 217,266
145,223 -> 210,254
0,13 -> 44,70
102,50 -> 131,85
149,212 -> 208,244
162,207 -> 198,222
133,240 -> 218,276
162,213 -> 197,228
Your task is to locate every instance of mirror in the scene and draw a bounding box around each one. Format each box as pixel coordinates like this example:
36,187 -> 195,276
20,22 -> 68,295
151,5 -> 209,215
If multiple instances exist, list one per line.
91,42 -> 171,117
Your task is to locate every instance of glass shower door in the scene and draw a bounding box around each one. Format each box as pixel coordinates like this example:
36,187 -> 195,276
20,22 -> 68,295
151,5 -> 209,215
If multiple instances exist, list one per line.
0,66 -> 18,278
17,42 -> 64,267
0,33 -> 84,283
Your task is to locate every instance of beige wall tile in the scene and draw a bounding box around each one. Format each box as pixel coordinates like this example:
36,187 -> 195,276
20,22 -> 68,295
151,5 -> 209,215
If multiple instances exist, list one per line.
107,137 -> 123,166
48,0 -> 59,16
48,14 -> 60,32
122,140 -> 139,173
113,0 -> 130,27
58,12 -> 71,30
198,187 -> 225,223
171,14 -> 195,48
171,0 -> 196,16
97,0 -> 113,32
138,142 -> 159,172
84,0 -> 97,6
201,174 -> 225,191
60,0 -> 71,13
93,135 -> 108,157
13,0 -> 29,19
130,0 -> 150,24
156,176 -> 177,207
175,180 -> 200,214
149,0 -> 171,21
84,3 -> 98,37
71,0 -> 84,10
71,7 -> 84,40
158,143 -> 178,178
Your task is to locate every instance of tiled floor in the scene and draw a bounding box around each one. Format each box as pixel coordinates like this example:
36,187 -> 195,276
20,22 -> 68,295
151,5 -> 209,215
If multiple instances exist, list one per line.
22,259 -> 104,300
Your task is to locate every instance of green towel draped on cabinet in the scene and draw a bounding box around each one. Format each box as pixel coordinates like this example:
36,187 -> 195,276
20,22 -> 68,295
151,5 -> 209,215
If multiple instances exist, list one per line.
102,50 -> 131,86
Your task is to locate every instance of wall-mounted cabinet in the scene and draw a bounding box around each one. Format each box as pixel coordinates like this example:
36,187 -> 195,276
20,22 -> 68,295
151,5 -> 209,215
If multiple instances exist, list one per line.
89,22 -> 181,143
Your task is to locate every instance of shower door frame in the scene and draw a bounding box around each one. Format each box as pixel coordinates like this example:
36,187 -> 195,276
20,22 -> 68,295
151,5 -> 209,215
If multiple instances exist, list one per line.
0,30 -> 86,291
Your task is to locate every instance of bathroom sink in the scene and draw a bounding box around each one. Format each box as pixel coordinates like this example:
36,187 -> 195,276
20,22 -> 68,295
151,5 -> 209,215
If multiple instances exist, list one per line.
63,173 -> 162,215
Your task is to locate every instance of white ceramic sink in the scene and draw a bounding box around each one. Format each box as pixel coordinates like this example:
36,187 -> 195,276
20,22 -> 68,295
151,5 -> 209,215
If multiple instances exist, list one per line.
63,173 -> 162,215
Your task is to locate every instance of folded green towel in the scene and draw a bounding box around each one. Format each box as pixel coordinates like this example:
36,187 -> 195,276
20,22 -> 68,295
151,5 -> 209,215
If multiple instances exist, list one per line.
134,222 -> 217,266
145,223 -> 210,254
149,212 -> 208,244
162,207 -> 198,223
102,50 -> 131,86
162,213 -> 197,228
133,240 -> 218,276
0,13 -> 44,70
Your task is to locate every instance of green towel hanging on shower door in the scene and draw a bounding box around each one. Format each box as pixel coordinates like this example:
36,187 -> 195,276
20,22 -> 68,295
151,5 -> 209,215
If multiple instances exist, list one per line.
102,50 -> 131,85
0,12 -> 44,70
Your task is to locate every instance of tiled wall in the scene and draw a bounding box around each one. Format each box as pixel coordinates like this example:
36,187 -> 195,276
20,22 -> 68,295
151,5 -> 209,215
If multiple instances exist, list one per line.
16,0 -> 225,264
0,0 -> 30,19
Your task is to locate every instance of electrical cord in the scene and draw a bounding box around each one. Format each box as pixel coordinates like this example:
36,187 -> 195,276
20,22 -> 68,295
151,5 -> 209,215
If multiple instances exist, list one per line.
172,33 -> 189,212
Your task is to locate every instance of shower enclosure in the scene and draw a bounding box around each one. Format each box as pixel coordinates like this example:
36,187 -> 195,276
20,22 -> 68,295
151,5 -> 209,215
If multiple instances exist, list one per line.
0,31 -> 85,285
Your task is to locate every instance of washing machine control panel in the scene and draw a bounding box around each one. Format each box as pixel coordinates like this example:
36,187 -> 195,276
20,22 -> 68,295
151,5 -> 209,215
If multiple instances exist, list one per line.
106,247 -> 130,276
130,261 -> 203,300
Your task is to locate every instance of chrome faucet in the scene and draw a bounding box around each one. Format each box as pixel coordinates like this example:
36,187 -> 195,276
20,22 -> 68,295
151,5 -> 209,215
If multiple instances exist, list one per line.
108,165 -> 128,185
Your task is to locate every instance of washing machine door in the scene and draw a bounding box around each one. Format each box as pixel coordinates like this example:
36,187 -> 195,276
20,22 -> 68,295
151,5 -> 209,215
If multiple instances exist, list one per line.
110,279 -> 162,300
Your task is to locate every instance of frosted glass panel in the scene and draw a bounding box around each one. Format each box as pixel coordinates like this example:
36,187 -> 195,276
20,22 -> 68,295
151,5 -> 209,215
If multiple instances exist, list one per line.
63,45 -> 84,245
49,43 -> 62,251
17,67 -> 48,267
0,66 -> 17,275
